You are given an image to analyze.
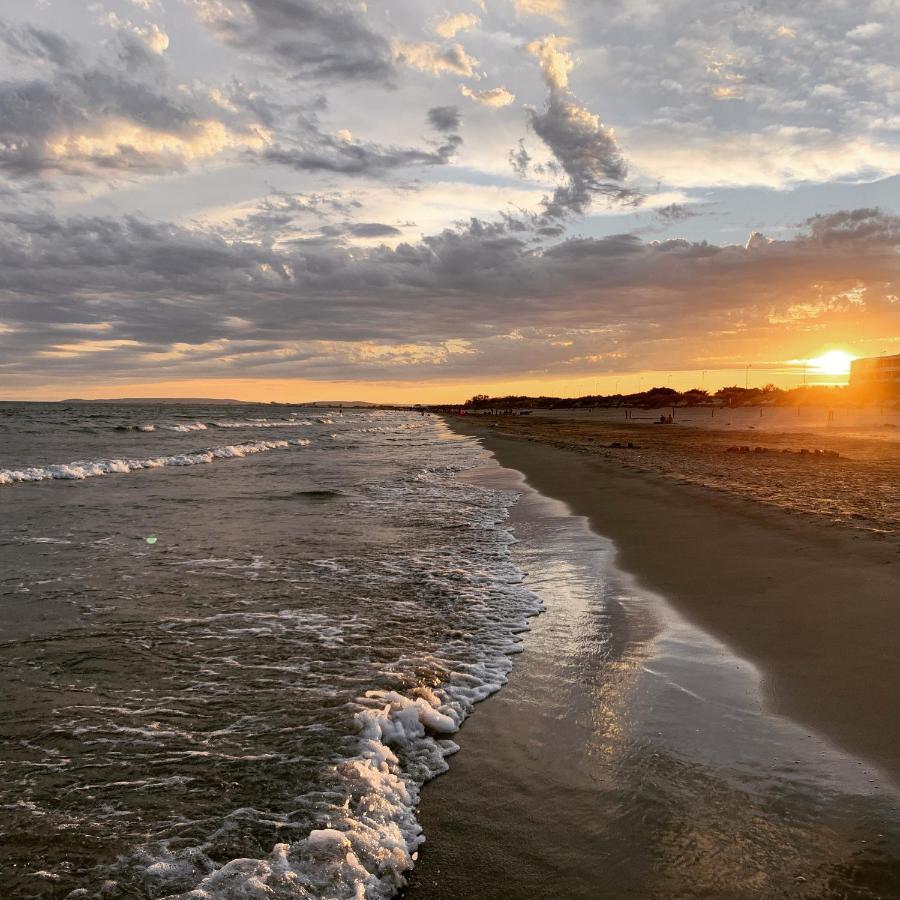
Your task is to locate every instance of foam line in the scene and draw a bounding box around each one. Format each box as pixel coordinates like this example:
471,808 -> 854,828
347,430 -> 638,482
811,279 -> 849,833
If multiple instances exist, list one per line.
0,439 -> 310,486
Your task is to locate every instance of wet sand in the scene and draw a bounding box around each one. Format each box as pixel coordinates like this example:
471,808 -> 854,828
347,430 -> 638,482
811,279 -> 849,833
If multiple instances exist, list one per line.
404,447 -> 900,899
445,415 -> 900,784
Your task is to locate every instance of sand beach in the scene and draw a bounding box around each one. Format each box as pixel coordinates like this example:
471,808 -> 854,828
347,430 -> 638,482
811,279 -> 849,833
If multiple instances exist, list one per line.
403,413 -> 900,898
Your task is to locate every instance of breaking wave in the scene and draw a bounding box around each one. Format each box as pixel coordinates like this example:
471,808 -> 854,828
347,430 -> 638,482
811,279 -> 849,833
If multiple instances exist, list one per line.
114,419 -> 318,432
102,453 -> 541,899
0,439 -> 311,486
164,422 -> 209,432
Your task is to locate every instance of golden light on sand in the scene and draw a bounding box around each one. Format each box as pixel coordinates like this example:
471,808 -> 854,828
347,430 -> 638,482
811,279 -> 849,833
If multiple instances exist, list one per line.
808,349 -> 857,376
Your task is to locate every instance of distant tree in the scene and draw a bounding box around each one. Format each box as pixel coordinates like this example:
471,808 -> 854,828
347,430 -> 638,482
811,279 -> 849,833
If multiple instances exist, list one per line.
682,388 -> 710,405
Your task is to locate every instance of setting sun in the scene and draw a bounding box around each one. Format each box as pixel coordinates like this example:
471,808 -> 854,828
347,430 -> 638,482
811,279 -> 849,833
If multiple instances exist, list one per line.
808,349 -> 857,376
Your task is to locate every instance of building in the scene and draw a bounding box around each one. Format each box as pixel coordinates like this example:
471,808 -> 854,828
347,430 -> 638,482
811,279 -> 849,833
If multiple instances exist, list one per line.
850,353 -> 900,396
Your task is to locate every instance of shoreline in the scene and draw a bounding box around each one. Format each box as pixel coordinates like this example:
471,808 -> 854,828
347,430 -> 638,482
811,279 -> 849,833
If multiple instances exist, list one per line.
443,414 -> 900,785
405,432 -> 900,899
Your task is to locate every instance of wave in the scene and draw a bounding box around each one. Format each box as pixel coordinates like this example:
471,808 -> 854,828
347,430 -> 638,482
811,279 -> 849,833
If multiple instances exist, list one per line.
114,419 -> 318,432
209,419 -> 306,429
136,598 -> 539,900
0,439 -> 310,486
123,463 -> 542,900
164,422 -> 208,432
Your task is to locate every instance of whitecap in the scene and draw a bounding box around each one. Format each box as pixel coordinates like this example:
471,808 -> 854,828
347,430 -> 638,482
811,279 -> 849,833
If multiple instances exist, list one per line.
0,439 -> 302,487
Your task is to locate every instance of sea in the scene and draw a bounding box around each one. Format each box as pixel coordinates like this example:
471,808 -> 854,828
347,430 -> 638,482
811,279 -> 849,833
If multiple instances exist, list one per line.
3,402 -> 900,900
0,403 -> 539,898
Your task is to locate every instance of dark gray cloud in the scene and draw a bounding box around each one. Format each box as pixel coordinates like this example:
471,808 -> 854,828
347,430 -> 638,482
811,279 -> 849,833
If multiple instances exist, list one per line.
234,191 -> 363,238
345,222 -> 402,238
427,105 -> 462,132
0,207 -> 896,384
805,208 -> 900,245
529,92 -> 642,216
190,0 -> 395,83
1,23 -> 77,68
263,130 -> 462,176
509,139 -> 531,177
656,203 -> 699,222
319,221 -> 402,238
261,104 -> 463,178
525,37 -> 643,217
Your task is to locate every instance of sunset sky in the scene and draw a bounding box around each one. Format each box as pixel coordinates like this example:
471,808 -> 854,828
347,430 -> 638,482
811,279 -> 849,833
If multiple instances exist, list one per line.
1,0 -> 898,402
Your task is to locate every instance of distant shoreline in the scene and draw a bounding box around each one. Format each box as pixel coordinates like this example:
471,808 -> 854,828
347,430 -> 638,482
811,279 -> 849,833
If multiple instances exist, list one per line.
0,398 -> 381,407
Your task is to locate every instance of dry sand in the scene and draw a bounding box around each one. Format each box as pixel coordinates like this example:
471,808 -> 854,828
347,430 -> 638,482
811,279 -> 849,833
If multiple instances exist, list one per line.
445,414 -> 900,783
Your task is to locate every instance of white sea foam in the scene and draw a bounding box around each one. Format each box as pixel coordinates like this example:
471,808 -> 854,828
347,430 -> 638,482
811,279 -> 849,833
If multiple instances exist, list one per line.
122,419 -> 315,431
121,461 -> 542,900
164,422 -> 208,432
161,610 -> 539,900
210,420 -> 294,428
0,439 -> 308,486
16,419 -> 540,900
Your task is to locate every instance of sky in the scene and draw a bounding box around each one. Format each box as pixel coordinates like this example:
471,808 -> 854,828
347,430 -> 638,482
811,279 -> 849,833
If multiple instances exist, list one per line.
0,0 -> 898,402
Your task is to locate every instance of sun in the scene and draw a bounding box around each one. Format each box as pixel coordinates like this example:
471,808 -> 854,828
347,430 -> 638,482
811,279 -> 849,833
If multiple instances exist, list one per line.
808,349 -> 856,376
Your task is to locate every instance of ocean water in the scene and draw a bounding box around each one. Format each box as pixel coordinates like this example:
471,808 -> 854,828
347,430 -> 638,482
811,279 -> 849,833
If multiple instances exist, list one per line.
0,403 -> 540,898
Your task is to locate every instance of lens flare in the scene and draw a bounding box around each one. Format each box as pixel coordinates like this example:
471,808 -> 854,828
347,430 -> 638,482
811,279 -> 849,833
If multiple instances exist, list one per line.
808,350 -> 856,376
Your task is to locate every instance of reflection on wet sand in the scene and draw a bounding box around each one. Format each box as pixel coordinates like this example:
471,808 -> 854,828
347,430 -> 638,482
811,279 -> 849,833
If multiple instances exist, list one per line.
405,463 -> 900,900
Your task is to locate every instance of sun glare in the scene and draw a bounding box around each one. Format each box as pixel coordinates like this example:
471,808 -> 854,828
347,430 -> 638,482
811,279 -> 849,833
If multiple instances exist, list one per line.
808,349 -> 856,376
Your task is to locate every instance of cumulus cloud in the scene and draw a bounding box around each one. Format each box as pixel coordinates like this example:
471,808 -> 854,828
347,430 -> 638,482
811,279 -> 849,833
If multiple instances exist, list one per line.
189,0 -> 395,82
1,207 -> 896,385
0,25 -> 269,179
461,85 -> 515,107
2,0 -> 898,393
0,21 -> 463,187
567,0 -> 899,190
433,12 -> 479,38
395,41 -> 480,78
526,36 -> 641,216
525,35 -> 573,89
745,231 -> 774,250
847,22 -> 884,40
101,13 -> 170,55
515,0 -> 567,22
